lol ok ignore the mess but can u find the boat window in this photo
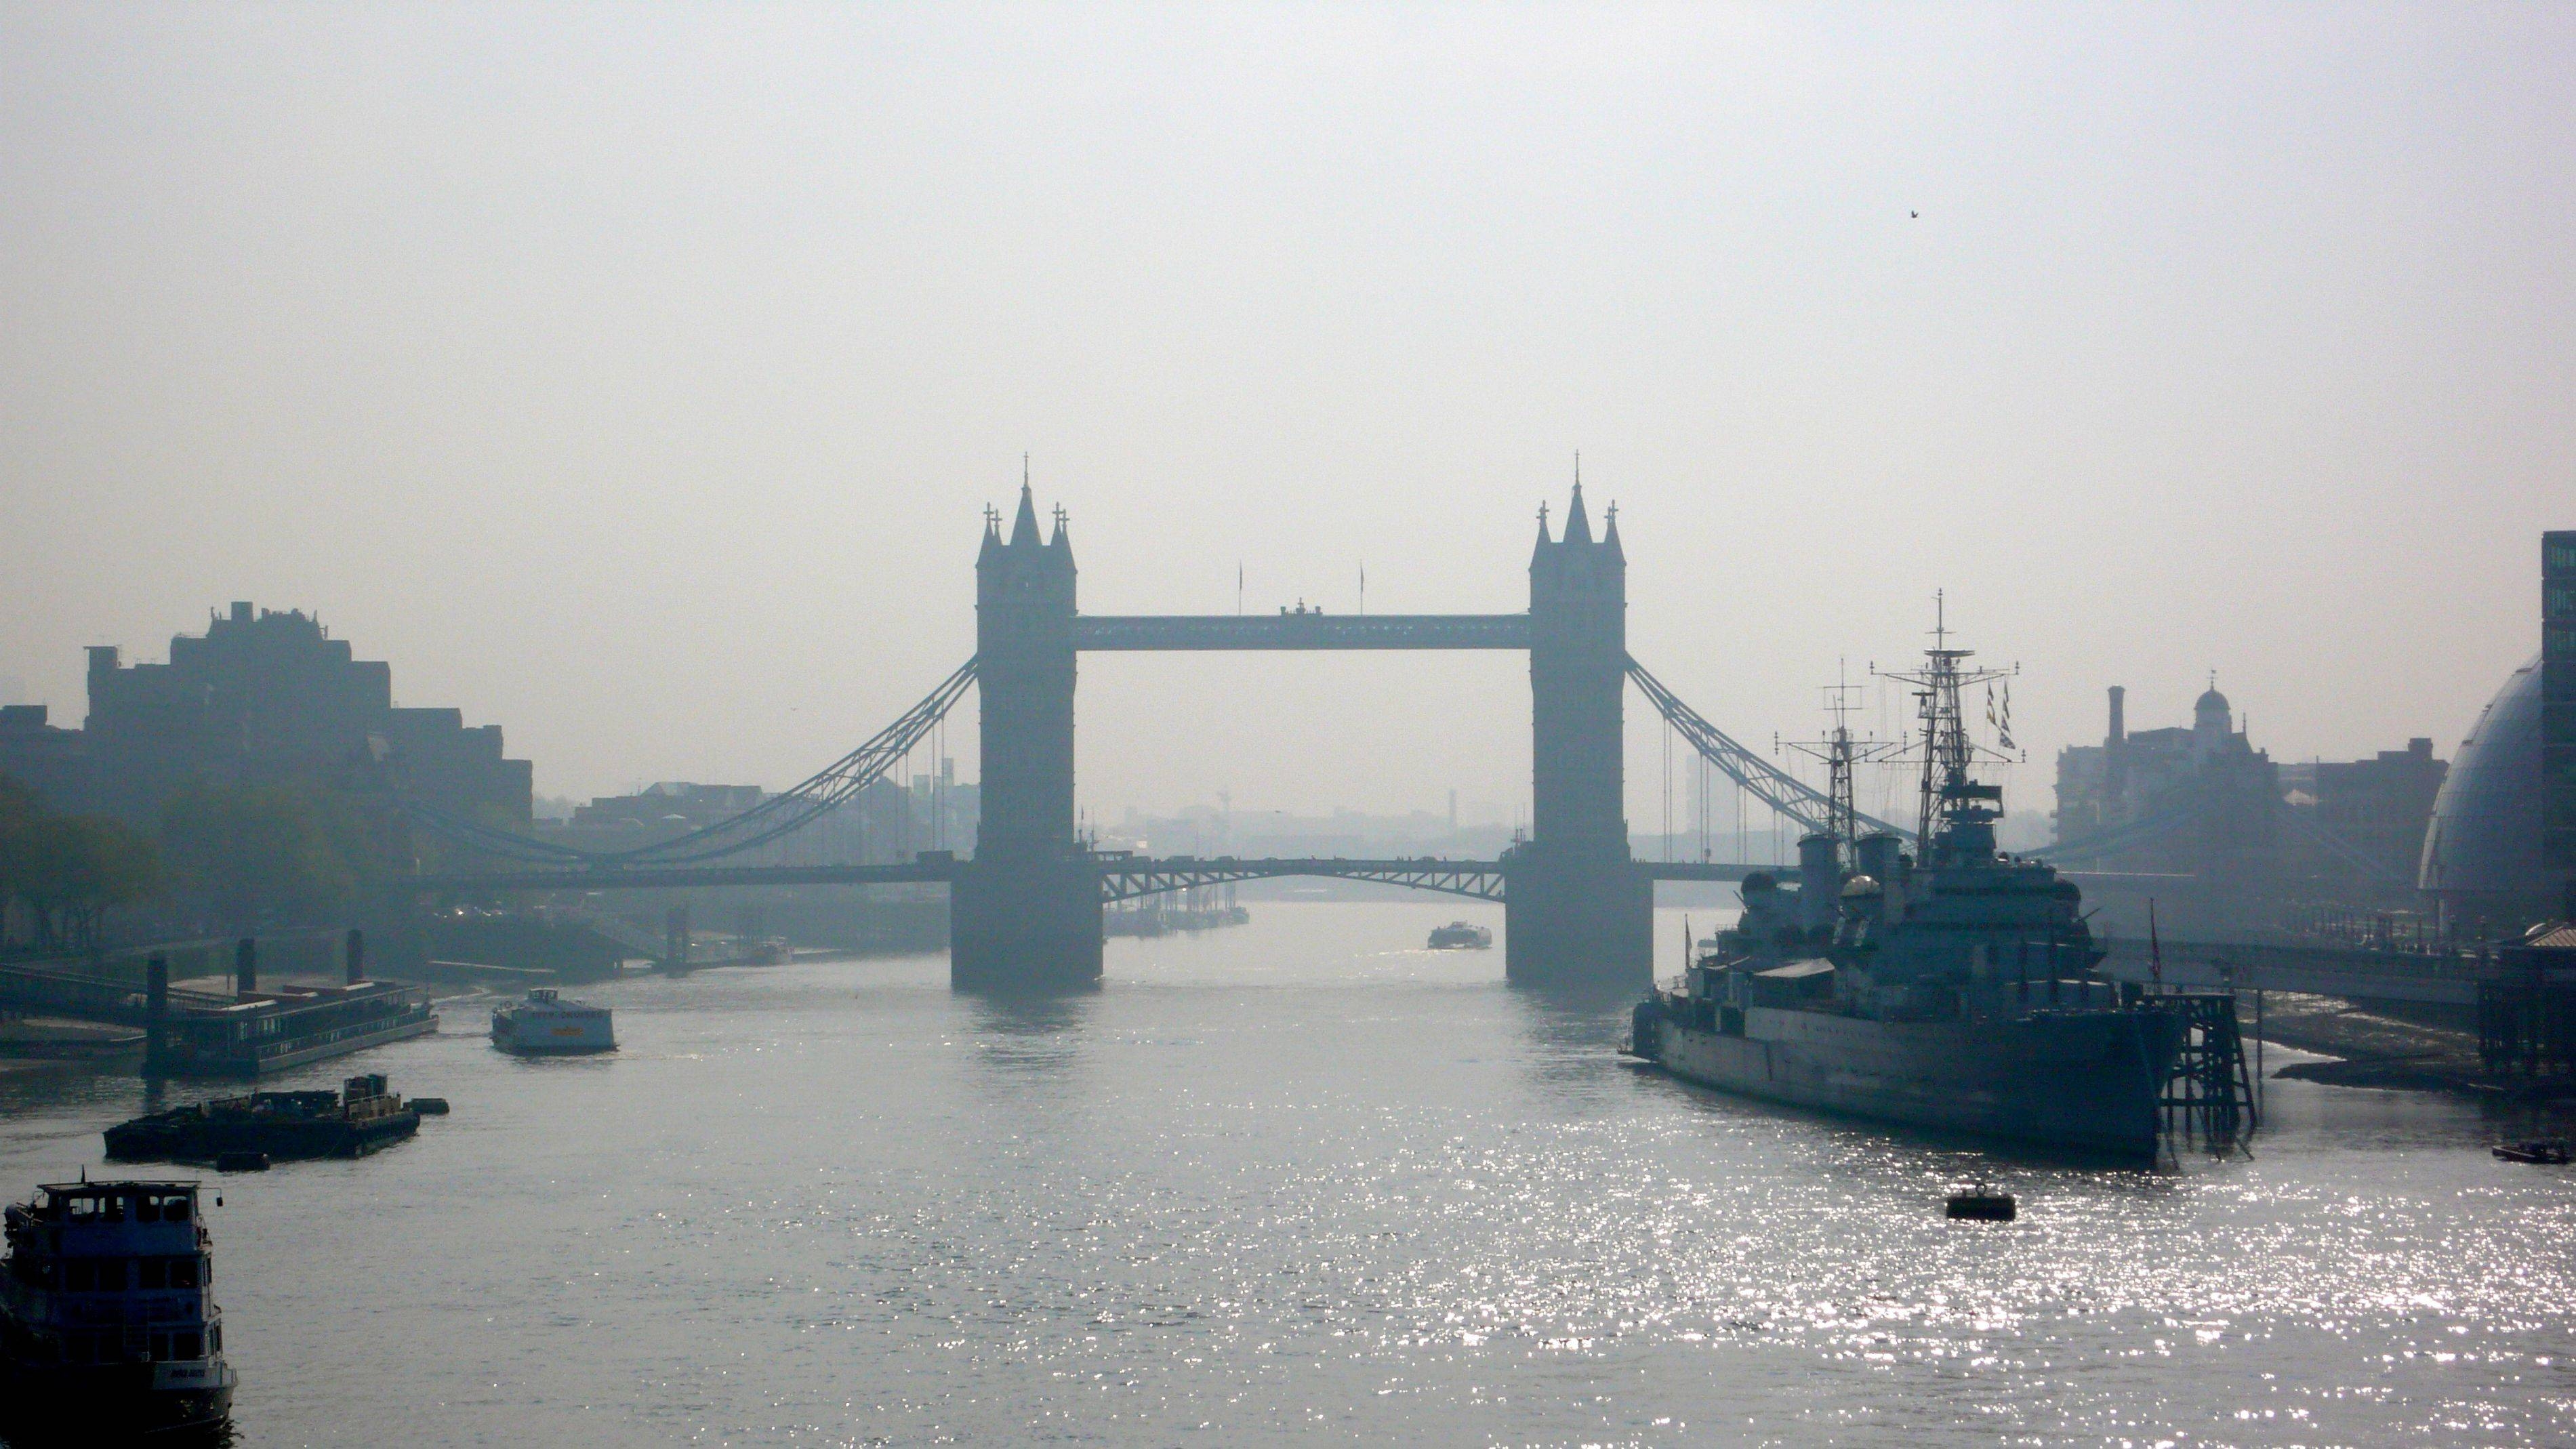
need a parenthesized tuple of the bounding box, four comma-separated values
(64, 1195, 100, 1221)
(209, 1325, 222, 1351)
(138, 1257, 168, 1289)
(162, 1194, 191, 1223)
(64, 1259, 94, 1292)
(170, 1255, 201, 1288)
(175, 1330, 203, 1361)
(150, 1332, 170, 1362)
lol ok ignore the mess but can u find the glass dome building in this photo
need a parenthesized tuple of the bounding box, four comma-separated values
(2418, 652, 2558, 930)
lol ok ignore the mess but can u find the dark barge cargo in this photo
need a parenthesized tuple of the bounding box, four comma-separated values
(106, 1074, 422, 1164)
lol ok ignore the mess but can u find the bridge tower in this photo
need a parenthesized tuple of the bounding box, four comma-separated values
(1508, 483, 1652, 986)
(952, 485, 1101, 987)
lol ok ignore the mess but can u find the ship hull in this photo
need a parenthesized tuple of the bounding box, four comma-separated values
(0, 1351, 235, 1440)
(104, 1107, 418, 1163)
(491, 1022, 616, 1055)
(1646, 1004, 2182, 1163)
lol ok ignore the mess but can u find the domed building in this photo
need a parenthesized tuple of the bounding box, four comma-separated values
(2192, 683, 2233, 752)
(2049, 678, 2283, 930)
(2419, 652, 2559, 931)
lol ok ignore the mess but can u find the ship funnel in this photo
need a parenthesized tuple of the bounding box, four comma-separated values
(1854, 832, 1906, 911)
(345, 928, 365, 987)
(1797, 834, 1843, 933)
(234, 937, 257, 996)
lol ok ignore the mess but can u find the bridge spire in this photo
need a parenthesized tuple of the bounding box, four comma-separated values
(1562, 480, 1592, 544)
(1010, 476, 1041, 547)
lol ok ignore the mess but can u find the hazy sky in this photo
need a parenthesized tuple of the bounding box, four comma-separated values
(4, 4, 2570, 834)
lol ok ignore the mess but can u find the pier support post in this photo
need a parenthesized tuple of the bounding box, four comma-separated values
(144, 954, 169, 1074)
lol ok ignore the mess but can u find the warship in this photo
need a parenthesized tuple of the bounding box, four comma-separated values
(1631, 620, 2245, 1163)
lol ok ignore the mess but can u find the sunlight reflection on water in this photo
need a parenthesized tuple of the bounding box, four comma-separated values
(2, 902, 2570, 1446)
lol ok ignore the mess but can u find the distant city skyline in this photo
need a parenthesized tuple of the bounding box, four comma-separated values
(4, 5, 2569, 820)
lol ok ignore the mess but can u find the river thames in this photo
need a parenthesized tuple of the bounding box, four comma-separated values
(3, 902, 2571, 1446)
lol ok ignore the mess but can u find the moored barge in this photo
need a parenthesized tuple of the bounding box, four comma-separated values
(106, 1073, 423, 1164)
(142, 937, 438, 1078)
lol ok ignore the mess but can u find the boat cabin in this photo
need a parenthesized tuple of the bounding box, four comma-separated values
(3, 1181, 222, 1366)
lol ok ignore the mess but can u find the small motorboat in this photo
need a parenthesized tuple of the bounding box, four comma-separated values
(1945, 1181, 2017, 1221)
(2491, 1139, 2570, 1165)
(1427, 921, 1493, 951)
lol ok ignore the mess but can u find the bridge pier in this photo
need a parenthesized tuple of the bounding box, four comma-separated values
(950, 855, 1103, 989)
(1503, 851, 1653, 987)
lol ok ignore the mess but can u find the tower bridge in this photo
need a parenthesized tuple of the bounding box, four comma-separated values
(959, 481, 1652, 988)
(404, 483, 1900, 991)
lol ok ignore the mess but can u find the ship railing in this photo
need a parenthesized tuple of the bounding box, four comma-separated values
(242, 1006, 433, 1060)
(54, 1291, 209, 1326)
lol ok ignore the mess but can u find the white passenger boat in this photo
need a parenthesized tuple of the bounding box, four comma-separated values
(491, 989, 616, 1055)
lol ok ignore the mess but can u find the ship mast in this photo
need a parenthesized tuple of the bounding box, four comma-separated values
(1875, 592, 2019, 851)
(1780, 660, 1885, 858)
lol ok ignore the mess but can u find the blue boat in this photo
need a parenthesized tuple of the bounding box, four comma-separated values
(0, 1178, 236, 1438)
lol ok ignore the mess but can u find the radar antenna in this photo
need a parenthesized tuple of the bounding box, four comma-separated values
(1873, 591, 2021, 852)
(1780, 659, 1898, 859)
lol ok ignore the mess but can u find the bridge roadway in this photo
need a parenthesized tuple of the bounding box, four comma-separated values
(1071, 614, 1530, 651)
(408, 855, 1763, 899)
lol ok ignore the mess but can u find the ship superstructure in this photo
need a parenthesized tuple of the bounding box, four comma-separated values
(1631, 615, 2252, 1162)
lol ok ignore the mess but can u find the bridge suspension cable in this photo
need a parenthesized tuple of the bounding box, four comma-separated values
(403, 657, 981, 870)
(1625, 657, 1915, 844)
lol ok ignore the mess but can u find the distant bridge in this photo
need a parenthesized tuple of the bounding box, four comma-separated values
(409, 855, 1767, 903)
